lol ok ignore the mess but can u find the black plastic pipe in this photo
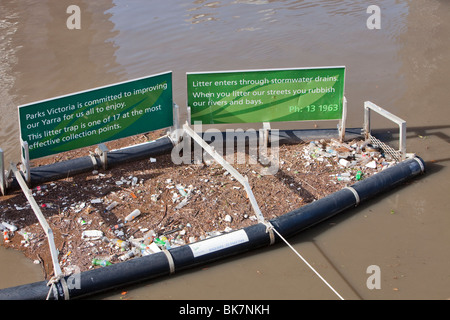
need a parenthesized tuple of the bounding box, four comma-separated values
(7, 136, 175, 190)
(0, 156, 425, 300)
(270, 156, 425, 239)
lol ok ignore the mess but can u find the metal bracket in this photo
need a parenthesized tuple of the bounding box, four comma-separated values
(168, 103, 182, 145)
(187, 106, 192, 126)
(259, 122, 271, 166)
(0, 148, 6, 195)
(262, 122, 270, 148)
(20, 139, 31, 184)
(95, 143, 109, 170)
(338, 96, 348, 142)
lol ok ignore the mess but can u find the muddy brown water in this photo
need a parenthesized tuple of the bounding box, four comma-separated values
(0, 0, 449, 300)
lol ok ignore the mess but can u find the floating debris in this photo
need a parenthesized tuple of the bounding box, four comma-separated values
(105, 201, 119, 211)
(124, 209, 141, 223)
(81, 230, 103, 240)
(0, 136, 399, 277)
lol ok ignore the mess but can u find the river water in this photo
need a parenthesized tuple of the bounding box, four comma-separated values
(0, 0, 449, 300)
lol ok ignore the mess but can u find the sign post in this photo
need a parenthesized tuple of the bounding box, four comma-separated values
(187, 66, 346, 125)
(0, 148, 5, 195)
(18, 71, 173, 160)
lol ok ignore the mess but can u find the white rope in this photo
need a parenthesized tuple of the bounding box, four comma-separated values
(344, 186, 360, 206)
(162, 249, 175, 274)
(46, 285, 54, 300)
(413, 156, 425, 173)
(261, 220, 275, 245)
(46, 275, 70, 300)
(265, 222, 345, 300)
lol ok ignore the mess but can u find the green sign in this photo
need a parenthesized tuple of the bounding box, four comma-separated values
(187, 66, 345, 125)
(18, 71, 173, 159)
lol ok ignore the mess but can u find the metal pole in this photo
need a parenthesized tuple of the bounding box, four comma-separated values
(0, 148, 5, 195)
(339, 96, 347, 142)
(10, 163, 63, 279)
(20, 140, 31, 184)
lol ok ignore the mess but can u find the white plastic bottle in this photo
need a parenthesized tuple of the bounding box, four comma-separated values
(2, 222, 17, 232)
(124, 209, 141, 223)
(105, 201, 119, 211)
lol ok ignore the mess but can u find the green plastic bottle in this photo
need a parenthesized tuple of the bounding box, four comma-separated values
(154, 237, 166, 246)
(92, 258, 112, 267)
(355, 170, 363, 181)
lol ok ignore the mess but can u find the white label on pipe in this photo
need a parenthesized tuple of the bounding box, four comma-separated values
(189, 229, 249, 258)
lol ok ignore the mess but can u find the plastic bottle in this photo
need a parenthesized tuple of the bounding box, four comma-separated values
(2, 222, 17, 232)
(109, 223, 124, 231)
(176, 184, 188, 197)
(61, 251, 71, 263)
(105, 201, 118, 212)
(355, 170, 363, 181)
(3, 231, 10, 243)
(131, 242, 149, 251)
(154, 236, 171, 249)
(124, 209, 141, 223)
(101, 236, 110, 244)
(92, 258, 112, 267)
(154, 236, 168, 247)
(81, 230, 103, 239)
(143, 229, 156, 245)
(119, 249, 137, 261)
(334, 172, 351, 181)
(110, 238, 129, 249)
(18, 230, 29, 242)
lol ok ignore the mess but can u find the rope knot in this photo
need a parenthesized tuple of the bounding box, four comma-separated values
(46, 274, 70, 300)
(46, 274, 63, 286)
(260, 220, 275, 245)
